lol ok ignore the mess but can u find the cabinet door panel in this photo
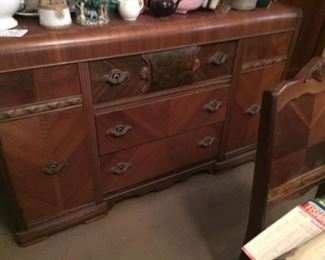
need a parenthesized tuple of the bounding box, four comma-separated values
(0, 108, 95, 223)
(225, 64, 285, 153)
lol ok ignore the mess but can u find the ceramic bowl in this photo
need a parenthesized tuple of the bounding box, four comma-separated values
(231, 0, 257, 10)
(0, 0, 20, 30)
(173, 0, 204, 14)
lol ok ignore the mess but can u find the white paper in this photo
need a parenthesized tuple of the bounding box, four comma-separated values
(0, 29, 28, 37)
(242, 200, 325, 260)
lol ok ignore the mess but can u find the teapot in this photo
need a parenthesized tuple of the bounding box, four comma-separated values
(149, 0, 174, 17)
(119, 0, 144, 21)
(149, 0, 184, 17)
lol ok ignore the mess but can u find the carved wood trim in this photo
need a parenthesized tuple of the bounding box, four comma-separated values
(0, 96, 83, 122)
(241, 55, 288, 71)
(268, 166, 325, 204)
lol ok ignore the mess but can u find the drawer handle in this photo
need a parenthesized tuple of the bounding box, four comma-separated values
(208, 52, 228, 66)
(198, 136, 216, 148)
(103, 69, 129, 85)
(106, 124, 132, 138)
(111, 162, 131, 176)
(245, 105, 261, 116)
(41, 162, 67, 176)
(203, 100, 223, 113)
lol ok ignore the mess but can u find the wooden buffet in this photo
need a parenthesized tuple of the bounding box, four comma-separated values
(0, 4, 301, 246)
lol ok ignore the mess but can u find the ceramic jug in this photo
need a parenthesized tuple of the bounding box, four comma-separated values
(119, 0, 144, 21)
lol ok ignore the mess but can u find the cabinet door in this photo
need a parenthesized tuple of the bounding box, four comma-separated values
(0, 108, 95, 224)
(225, 64, 285, 154)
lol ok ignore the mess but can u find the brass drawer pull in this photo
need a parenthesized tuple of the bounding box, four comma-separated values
(203, 100, 223, 113)
(245, 105, 261, 116)
(103, 69, 129, 85)
(111, 162, 131, 176)
(106, 124, 132, 138)
(208, 52, 228, 66)
(198, 136, 216, 148)
(41, 162, 67, 176)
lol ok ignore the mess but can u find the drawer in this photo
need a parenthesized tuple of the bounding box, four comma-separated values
(101, 124, 222, 193)
(90, 42, 235, 104)
(194, 41, 237, 82)
(0, 64, 81, 109)
(96, 86, 228, 155)
(241, 32, 293, 71)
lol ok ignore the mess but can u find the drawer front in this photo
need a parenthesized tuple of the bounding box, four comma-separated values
(0, 64, 81, 109)
(241, 32, 293, 71)
(101, 124, 222, 193)
(225, 64, 285, 153)
(90, 56, 148, 104)
(194, 41, 236, 82)
(96, 87, 228, 155)
(90, 42, 235, 104)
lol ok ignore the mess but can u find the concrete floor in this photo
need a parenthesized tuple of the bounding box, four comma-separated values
(0, 163, 254, 260)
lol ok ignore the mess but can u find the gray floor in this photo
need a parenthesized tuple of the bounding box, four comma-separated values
(0, 163, 254, 260)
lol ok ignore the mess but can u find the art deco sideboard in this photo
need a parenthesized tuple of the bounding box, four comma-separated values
(0, 4, 301, 245)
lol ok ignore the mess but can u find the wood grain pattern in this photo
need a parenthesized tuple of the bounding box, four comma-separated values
(96, 86, 228, 155)
(195, 41, 237, 82)
(243, 56, 325, 244)
(89, 55, 149, 103)
(225, 64, 285, 153)
(0, 64, 81, 108)
(90, 43, 236, 104)
(100, 124, 222, 193)
(0, 4, 301, 246)
(0, 108, 95, 224)
(241, 32, 293, 64)
(0, 4, 300, 72)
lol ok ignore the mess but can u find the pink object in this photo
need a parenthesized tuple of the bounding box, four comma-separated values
(173, 0, 204, 14)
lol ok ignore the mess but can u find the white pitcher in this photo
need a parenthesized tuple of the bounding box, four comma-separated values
(119, 0, 144, 21)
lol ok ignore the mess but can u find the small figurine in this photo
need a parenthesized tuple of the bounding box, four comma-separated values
(74, 0, 109, 26)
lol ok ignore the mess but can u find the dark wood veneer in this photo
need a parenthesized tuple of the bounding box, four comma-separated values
(0, 64, 81, 109)
(0, 108, 95, 224)
(101, 124, 222, 193)
(96, 86, 228, 155)
(0, 5, 300, 73)
(243, 56, 325, 245)
(0, 4, 301, 246)
(225, 64, 286, 153)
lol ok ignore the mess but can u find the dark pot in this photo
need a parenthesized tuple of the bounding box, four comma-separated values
(149, 0, 175, 17)
(256, 0, 271, 7)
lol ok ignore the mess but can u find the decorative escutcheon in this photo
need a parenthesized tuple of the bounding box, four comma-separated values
(41, 162, 67, 176)
(203, 100, 223, 113)
(208, 52, 228, 66)
(103, 69, 129, 85)
(198, 136, 216, 148)
(106, 124, 132, 138)
(111, 162, 131, 176)
(245, 105, 261, 116)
